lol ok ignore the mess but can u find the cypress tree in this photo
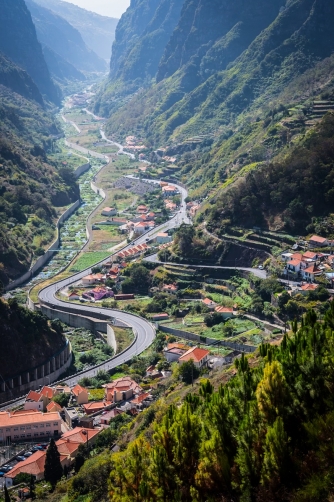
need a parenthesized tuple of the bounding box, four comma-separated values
(4, 485, 10, 502)
(44, 438, 63, 489)
(30, 474, 35, 500)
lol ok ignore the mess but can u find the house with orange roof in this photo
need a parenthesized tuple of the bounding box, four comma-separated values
(303, 251, 318, 261)
(56, 438, 82, 460)
(131, 392, 151, 408)
(309, 235, 328, 247)
(164, 200, 177, 211)
(156, 232, 172, 244)
(301, 263, 322, 282)
(104, 376, 142, 402)
(61, 427, 100, 446)
(101, 207, 117, 217)
(163, 344, 189, 363)
(162, 185, 178, 196)
(214, 306, 235, 319)
(286, 259, 302, 273)
(99, 408, 124, 426)
(82, 274, 104, 286)
(202, 298, 217, 310)
(83, 401, 112, 415)
(162, 283, 178, 294)
(71, 385, 89, 405)
(178, 347, 210, 368)
(300, 283, 319, 294)
(46, 401, 62, 413)
(137, 205, 148, 213)
(4, 449, 69, 486)
(24, 391, 44, 412)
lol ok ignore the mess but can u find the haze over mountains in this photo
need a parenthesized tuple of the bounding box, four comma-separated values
(32, 0, 119, 60)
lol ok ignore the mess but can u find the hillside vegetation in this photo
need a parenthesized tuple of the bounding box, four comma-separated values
(41, 304, 334, 502)
(0, 83, 79, 285)
(204, 113, 334, 234)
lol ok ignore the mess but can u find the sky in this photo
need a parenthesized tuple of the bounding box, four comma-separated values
(65, 0, 130, 18)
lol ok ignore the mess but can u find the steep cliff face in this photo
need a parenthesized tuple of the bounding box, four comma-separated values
(32, 0, 119, 60)
(0, 51, 44, 105)
(113, 0, 183, 83)
(104, 0, 334, 145)
(93, 0, 183, 116)
(41, 44, 86, 84)
(25, 0, 106, 74)
(0, 0, 60, 104)
(157, 0, 284, 83)
(109, 0, 161, 79)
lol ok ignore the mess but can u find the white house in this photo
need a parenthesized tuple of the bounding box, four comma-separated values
(156, 232, 172, 244)
(101, 207, 117, 217)
(309, 235, 328, 247)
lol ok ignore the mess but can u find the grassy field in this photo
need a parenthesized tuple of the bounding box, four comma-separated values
(69, 251, 111, 272)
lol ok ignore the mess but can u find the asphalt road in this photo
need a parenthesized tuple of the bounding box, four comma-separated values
(36, 178, 191, 387)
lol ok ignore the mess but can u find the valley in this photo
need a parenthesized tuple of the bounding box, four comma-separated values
(2, 0, 334, 501)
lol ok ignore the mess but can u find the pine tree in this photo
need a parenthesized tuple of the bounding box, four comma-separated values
(44, 438, 63, 489)
(4, 485, 10, 502)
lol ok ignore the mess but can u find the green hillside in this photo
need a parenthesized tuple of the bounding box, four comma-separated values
(0, 83, 78, 285)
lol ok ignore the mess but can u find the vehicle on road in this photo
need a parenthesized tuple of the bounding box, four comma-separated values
(258, 265, 264, 270)
(16, 456, 25, 462)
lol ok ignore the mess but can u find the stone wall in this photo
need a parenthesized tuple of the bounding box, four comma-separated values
(74, 162, 90, 178)
(0, 341, 72, 404)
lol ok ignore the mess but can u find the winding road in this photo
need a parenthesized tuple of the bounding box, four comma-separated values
(34, 176, 191, 389)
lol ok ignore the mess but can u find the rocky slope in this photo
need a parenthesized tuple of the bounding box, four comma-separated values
(0, 0, 60, 104)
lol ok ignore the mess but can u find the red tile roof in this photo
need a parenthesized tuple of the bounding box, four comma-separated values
(72, 385, 87, 397)
(179, 347, 210, 363)
(0, 411, 60, 426)
(301, 283, 319, 291)
(40, 386, 53, 399)
(202, 298, 216, 305)
(288, 260, 302, 266)
(309, 235, 327, 243)
(5, 450, 67, 479)
(105, 376, 142, 395)
(303, 251, 318, 259)
(26, 390, 42, 402)
(215, 306, 233, 313)
(83, 401, 112, 413)
(132, 393, 150, 405)
(46, 402, 62, 412)
(61, 427, 100, 444)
